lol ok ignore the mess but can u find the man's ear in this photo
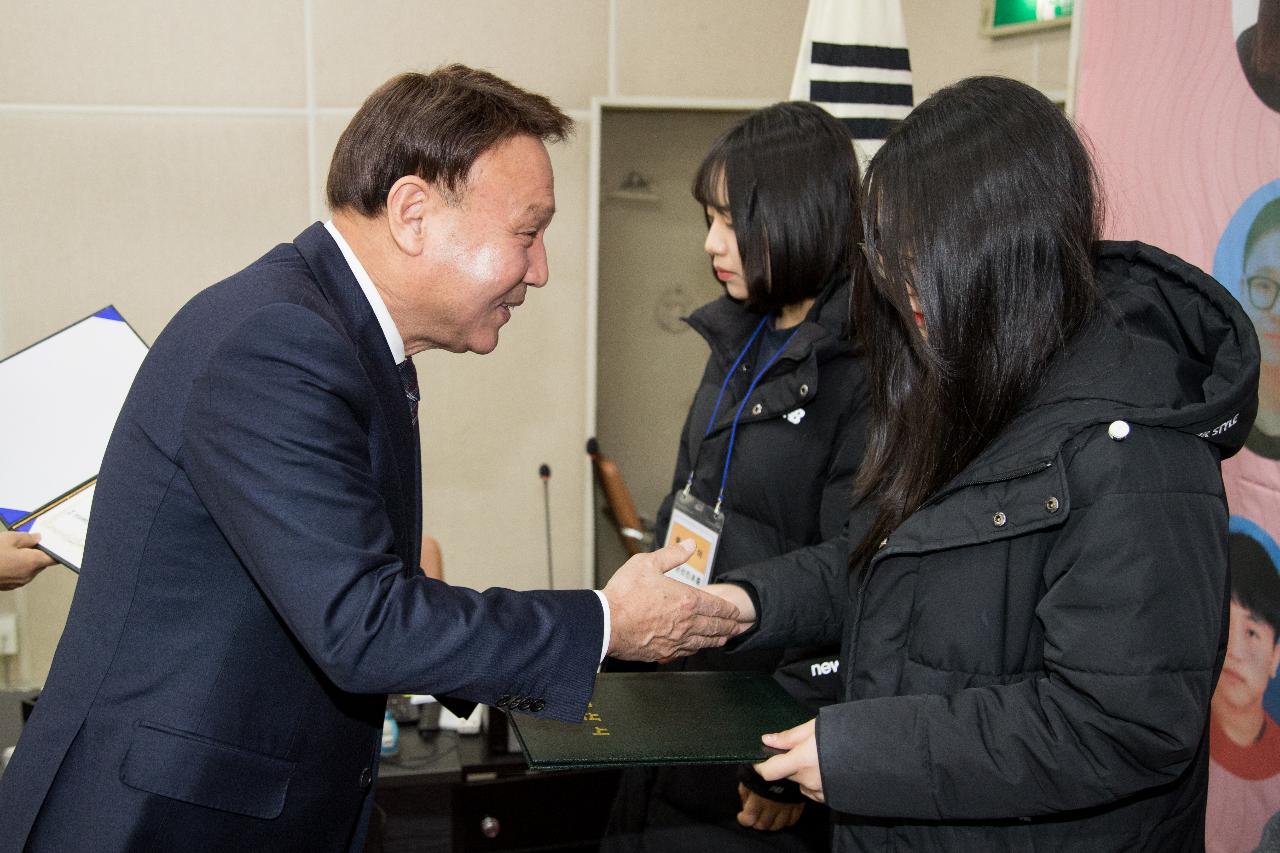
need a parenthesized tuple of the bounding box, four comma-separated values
(1270, 640, 1280, 680)
(385, 176, 436, 256)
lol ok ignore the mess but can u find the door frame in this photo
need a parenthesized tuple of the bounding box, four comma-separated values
(582, 96, 770, 587)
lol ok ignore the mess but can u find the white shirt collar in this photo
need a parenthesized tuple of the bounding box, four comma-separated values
(323, 219, 406, 364)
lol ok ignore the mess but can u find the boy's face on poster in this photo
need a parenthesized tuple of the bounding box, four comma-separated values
(1220, 599, 1280, 711)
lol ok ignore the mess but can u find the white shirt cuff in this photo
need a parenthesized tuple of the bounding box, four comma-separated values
(593, 589, 610, 664)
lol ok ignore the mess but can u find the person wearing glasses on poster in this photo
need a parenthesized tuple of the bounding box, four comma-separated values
(1240, 197, 1280, 459)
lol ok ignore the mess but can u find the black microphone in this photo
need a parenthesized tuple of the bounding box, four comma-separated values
(539, 464, 553, 589)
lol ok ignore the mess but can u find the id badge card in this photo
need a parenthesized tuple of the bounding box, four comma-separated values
(663, 489, 724, 587)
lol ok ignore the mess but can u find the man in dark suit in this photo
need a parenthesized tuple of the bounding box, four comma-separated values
(0, 65, 745, 853)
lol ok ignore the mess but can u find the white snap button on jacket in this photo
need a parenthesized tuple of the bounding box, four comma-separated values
(1108, 420, 1130, 441)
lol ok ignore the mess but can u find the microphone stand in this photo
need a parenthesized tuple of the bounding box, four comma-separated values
(539, 464, 553, 589)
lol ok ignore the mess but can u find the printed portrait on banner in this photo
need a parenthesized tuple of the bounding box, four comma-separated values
(1209, 517, 1280, 853)
(1212, 184, 1280, 853)
(1220, 182, 1280, 539)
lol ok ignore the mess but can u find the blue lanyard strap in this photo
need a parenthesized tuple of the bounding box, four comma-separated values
(703, 315, 770, 438)
(685, 315, 802, 514)
(714, 326, 802, 510)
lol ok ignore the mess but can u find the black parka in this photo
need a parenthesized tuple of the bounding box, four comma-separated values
(725, 242, 1261, 852)
(656, 276, 868, 698)
(608, 278, 868, 852)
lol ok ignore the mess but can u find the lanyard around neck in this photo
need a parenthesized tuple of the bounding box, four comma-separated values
(686, 314, 802, 514)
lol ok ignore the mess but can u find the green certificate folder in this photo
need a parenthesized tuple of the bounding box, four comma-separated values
(508, 671, 813, 770)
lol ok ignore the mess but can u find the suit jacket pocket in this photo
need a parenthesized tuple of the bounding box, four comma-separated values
(119, 720, 296, 819)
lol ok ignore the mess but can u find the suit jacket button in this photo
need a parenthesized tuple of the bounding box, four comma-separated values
(517, 697, 533, 711)
(530, 699, 545, 712)
(496, 694, 512, 708)
(359, 767, 373, 789)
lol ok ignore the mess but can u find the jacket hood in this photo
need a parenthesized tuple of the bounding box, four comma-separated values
(969, 240, 1260, 477)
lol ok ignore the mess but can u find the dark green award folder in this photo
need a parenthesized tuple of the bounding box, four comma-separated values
(507, 671, 812, 770)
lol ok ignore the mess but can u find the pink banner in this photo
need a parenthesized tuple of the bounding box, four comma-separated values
(1076, 2, 1280, 850)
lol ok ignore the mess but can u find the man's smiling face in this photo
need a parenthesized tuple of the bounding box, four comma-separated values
(407, 133, 556, 355)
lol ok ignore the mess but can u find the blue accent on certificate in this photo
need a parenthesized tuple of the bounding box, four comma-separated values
(94, 306, 125, 322)
(0, 507, 32, 527)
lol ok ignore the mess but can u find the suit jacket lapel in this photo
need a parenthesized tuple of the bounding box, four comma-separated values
(292, 222, 422, 569)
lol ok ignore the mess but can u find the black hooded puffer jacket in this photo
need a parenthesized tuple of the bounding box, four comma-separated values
(725, 241, 1261, 852)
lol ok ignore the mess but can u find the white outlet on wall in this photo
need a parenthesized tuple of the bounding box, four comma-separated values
(0, 613, 17, 656)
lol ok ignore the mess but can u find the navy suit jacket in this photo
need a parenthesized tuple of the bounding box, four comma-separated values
(0, 223, 602, 853)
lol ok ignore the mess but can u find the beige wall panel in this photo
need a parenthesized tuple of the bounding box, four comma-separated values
(615, 0, 807, 99)
(0, 114, 308, 681)
(1034, 28, 1073, 93)
(0, 1, 305, 106)
(0, 586, 13, 687)
(901, 1, 1070, 100)
(0, 115, 309, 349)
(5, 569, 78, 689)
(416, 131, 592, 593)
(311, 0, 608, 110)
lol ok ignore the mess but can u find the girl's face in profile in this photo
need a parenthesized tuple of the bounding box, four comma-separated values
(704, 203, 748, 301)
(865, 240, 926, 338)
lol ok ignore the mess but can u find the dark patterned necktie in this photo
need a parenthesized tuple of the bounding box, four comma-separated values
(397, 359, 420, 428)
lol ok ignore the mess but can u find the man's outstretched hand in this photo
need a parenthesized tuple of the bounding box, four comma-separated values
(603, 540, 753, 661)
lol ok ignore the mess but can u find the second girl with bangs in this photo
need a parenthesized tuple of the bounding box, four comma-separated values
(605, 101, 870, 853)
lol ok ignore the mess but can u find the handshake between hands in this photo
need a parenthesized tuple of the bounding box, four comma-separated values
(601, 539, 757, 662)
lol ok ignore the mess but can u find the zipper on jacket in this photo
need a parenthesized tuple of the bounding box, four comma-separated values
(844, 558, 878, 690)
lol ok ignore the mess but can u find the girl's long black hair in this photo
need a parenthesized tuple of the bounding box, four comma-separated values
(850, 76, 1104, 568)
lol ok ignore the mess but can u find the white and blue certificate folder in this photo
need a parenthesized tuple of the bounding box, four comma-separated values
(0, 307, 148, 571)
